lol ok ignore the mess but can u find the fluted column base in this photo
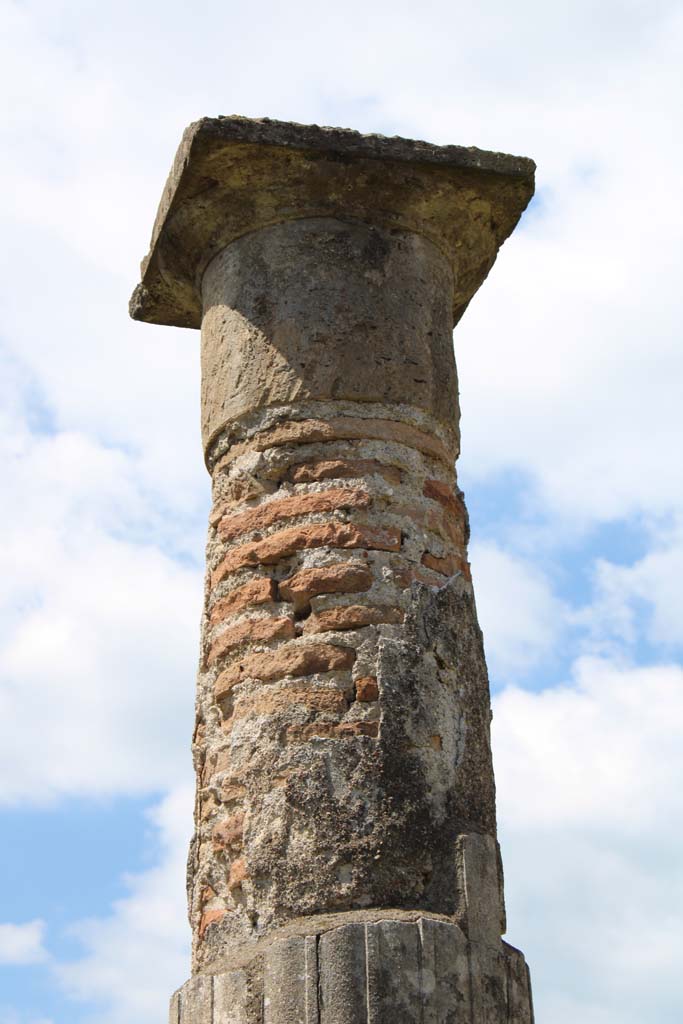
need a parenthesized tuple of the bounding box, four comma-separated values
(170, 915, 533, 1023)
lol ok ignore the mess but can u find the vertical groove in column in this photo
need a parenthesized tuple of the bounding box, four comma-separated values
(364, 923, 371, 1024)
(417, 919, 432, 1024)
(416, 920, 424, 1024)
(316, 933, 322, 1024)
(171, 918, 533, 1022)
(305, 934, 320, 1024)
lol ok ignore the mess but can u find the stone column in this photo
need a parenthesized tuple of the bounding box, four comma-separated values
(131, 117, 536, 1024)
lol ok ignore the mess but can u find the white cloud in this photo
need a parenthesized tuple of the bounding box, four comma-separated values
(0, 415, 203, 805)
(494, 657, 683, 1023)
(585, 518, 683, 652)
(469, 540, 569, 681)
(0, 1015, 54, 1024)
(0, 920, 48, 966)
(0, 530, 199, 803)
(55, 784, 193, 1024)
(495, 656, 683, 829)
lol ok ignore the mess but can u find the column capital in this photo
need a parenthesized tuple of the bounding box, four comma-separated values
(129, 115, 534, 330)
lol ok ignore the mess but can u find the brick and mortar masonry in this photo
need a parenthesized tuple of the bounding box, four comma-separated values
(190, 391, 496, 972)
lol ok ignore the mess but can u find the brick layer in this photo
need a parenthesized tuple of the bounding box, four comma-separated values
(192, 409, 474, 970)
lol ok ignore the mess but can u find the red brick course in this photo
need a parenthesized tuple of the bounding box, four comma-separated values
(390, 500, 464, 547)
(207, 615, 296, 667)
(212, 523, 401, 587)
(209, 577, 276, 625)
(214, 643, 356, 701)
(422, 478, 461, 515)
(279, 562, 373, 609)
(217, 487, 371, 541)
(288, 458, 402, 486)
(303, 605, 403, 634)
(421, 551, 470, 579)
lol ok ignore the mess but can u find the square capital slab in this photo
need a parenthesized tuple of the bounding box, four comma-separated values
(130, 115, 535, 330)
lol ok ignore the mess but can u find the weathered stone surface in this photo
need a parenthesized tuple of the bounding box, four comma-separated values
(468, 944, 509, 1024)
(318, 923, 367, 1023)
(457, 832, 506, 945)
(171, 916, 533, 1022)
(393, 563, 451, 589)
(169, 989, 181, 1024)
(366, 920, 423, 1018)
(213, 970, 251, 1024)
(132, 115, 535, 1022)
(232, 686, 348, 722)
(419, 917, 471, 1023)
(504, 942, 535, 1024)
(263, 935, 319, 1024)
(200, 221, 458, 450)
(212, 812, 244, 850)
(285, 719, 379, 743)
(228, 857, 248, 892)
(196, 575, 502, 980)
(130, 115, 534, 333)
(179, 975, 212, 1022)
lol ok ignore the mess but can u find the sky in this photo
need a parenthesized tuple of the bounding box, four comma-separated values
(0, 0, 682, 1021)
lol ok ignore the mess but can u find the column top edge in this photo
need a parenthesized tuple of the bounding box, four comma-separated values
(130, 115, 536, 329)
(180, 116, 535, 178)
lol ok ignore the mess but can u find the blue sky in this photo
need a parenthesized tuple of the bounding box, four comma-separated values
(1, 1, 682, 1021)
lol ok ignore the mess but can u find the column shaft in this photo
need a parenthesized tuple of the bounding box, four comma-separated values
(189, 219, 498, 974)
